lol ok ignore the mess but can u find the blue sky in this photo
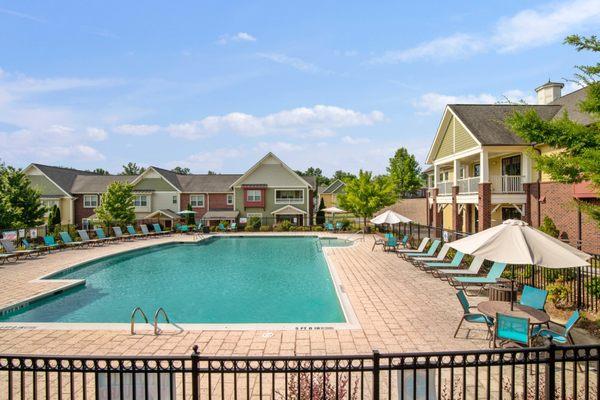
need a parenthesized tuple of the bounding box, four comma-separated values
(0, 0, 598, 175)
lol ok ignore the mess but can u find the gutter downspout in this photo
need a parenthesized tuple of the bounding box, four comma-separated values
(531, 143, 542, 226)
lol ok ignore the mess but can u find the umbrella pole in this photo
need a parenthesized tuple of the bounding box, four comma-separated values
(510, 279, 514, 311)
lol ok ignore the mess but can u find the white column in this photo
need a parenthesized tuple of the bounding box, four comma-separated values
(479, 150, 489, 183)
(522, 152, 532, 183)
(433, 164, 440, 187)
(453, 159, 460, 186)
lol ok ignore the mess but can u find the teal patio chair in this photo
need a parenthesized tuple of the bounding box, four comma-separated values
(411, 244, 450, 266)
(113, 226, 133, 241)
(324, 222, 334, 232)
(0, 239, 36, 259)
(520, 285, 548, 311)
(402, 239, 441, 260)
(140, 224, 157, 237)
(43, 235, 62, 251)
(454, 290, 493, 339)
(335, 222, 344, 231)
(383, 236, 398, 251)
(77, 230, 104, 246)
(229, 222, 237, 231)
(396, 237, 429, 257)
(533, 310, 580, 345)
(432, 256, 483, 279)
(218, 223, 226, 232)
(59, 232, 84, 248)
(95, 228, 117, 243)
(450, 262, 507, 295)
(22, 238, 48, 255)
(126, 225, 145, 239)
(152, 223, 170, 236)
(494, 313, 531, 347)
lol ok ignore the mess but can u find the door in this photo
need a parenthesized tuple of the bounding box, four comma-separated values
(501, 155, 521, 192)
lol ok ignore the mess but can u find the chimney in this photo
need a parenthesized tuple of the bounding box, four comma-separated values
(535, 81, 564, 105)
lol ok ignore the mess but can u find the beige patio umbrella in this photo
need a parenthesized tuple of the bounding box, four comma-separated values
(370, 210, 412, 225)
(447, 219, 591, 269)
(322, 206, 347, 226)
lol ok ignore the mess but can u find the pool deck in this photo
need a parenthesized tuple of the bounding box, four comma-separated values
(0, 232, 492, 357)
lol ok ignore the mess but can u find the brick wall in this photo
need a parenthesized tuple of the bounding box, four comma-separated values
(381, 198, 428, 225)
(478, 183, 491, 231)
(74, 195, 98, 227)
(180, 193, 207, 219)
(209, 193, 234, 210)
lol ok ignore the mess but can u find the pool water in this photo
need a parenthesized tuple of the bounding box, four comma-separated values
(0, 237, 346, 324)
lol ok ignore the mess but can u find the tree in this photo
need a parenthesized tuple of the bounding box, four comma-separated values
(296, 167, 330, 188)
(207, 170, 217, 175)
(316, 197, 326, 225)
(387, 147, 423, 197)
(47, 204, 61, 230)
(0, 165, 46, 228)
(185, 203, 195, 225)
(331, 170, 356, 183)
(506, 34, 600, 226)
(337, 170, 397, 228)
(121, 162, 145, 175)
(92, 168, 110, 175)
(172, 166, 191, 175)
(94, 181, 136, 226)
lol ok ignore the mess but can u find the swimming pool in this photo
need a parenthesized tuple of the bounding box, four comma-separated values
(0, 236, 348, 324)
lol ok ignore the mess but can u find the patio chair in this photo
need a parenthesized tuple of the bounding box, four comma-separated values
(0, 252, 18, 264)
(95, 228, 118, 243)
(218, 223, 226, 232)
(494, 313, 531, 348)
(520, 285, 548, 311)
(533, 310, 580, 345)
(410, 243, 450, 267)
(140, 224, 158, 237)
(127, 225, 145, 239)
(229, 222, 237, 231)
(22, 238, 50, 255)
(113, 226, 133, 241)
(335, 222, 344, 231)
(59, 231, 84, 248)
(43, 235, 62, 251)
(383, 236, 399, 251)
(0, 239, 36, 259)
(454, 290, 493, 339)
(372, 233, 400, 251)
(152, 223, 171, 236)
(419, 251, 465, 272)
(402, 239, 441, 260)
(449, 262, 508, 296)
(431, 256, 483, 278)
(324, 222, 335, 232)
(77, 230, 104, 246)
(395, 238, 429, 257)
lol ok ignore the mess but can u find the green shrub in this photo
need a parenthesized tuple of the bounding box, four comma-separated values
(544, 268, 576, 283)
(247, 216, 261, 231)
(539, 216, 560, 238)
(587, 277, 600, 297)
(259, 225, 272, 232)
(547, 279, 570, 308)
(244, 225, 254, 232)
(312, 226, 324, 232)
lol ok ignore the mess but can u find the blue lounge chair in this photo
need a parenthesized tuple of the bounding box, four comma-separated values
(77, 230, 104, 246)
(450, 262, 508, 295)
(95, 228, 117, 243)
(0, 239, 36, 258)
(396, 238, 429, 257)
(533, 310, 580, 345)
(43, 235, 62, 251)
(411, 244, 450, 266)
(59, 232, 84, 248)
(494, 313, 531, 348)
(403, 239, 441, 260)
(22, 238, 48, 255)
(432, 256, 483, 278)
(140, 224, 157, 237)
(324, 222, 334, 232)
(420, 251, 465, 271)
(454, 290, 493, 339)
(113, 226, 133, 241)
(520, 285, 548, 311)
(152, 223, 170, 236)
(126, 225, 145, 239)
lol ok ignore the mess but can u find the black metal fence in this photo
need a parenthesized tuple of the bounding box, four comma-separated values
(0, 343, 598, 399)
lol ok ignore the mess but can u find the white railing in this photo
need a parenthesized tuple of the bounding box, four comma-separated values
(491, 175, 524, 193)
(436, 181, 452, 195)
(457, 177, 480, 194)
(275, 198, 304, 204)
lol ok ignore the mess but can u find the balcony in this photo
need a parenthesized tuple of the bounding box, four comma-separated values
(436, 181, 452, 195)
(491, 175, 524, 193)
(458, 177, 479, 194)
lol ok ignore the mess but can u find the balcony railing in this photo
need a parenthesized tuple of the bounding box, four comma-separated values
(436, 181, 452, 195)
(457, 176, 479, 194)
(491, 175, 524, 193)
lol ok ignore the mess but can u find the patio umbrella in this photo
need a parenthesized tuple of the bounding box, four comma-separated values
(370, 210, 412, 225)
(177, 210, 197, 215)
(322, 206, 347, 226)
(447, 219, 591, 310)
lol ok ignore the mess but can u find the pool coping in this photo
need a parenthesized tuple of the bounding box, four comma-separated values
(0, 234, 362, 331)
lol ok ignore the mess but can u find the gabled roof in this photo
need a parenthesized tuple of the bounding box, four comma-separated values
(71, 175, 135, 193)
(271, 205, 307, 215)
(177, 174, 241, 193)
(548, 86, 594, 125)
(144, 209, 181, 220)
(29, 164, 97, 196)
(322, 179, 345, 194)
(130, 166, 182, 192)
(230, 152, 314, 189)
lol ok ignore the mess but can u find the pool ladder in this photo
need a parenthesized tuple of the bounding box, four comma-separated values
(130, 306, 172, 335)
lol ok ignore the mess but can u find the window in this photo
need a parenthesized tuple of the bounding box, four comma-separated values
(83, 195, 98, 208)
(134, 195, 148, 207)
(172, 195, 177, 204)
(275, 189, 304, 204)
(439, 171, 449, 182)
(473, 164, 480, 177)
(190, 195, 205, 207)
(246, 190, 261, 202)
(226, 194, 234, 205)
(502, 155, 521, 176)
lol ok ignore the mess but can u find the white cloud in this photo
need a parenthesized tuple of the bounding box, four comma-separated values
(165, 105, 385, 140)
(217, 32, 257, 45)
(341, 136, 370, 145)
(0, 7, 45, 23)
(371, 33, 485, 63)
(492, 0, 600, 52)
(87, 127, 108, 141)
(413, 92, 497, 115)
(114, 124, 161, 136)
(257, 53, 325, 74)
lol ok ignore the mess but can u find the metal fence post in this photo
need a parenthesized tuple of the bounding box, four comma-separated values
(191, 345, 200, 400)
(372, 349, 380, 400)
(545, 342, 556, 400)
(577, 267, 583, 309)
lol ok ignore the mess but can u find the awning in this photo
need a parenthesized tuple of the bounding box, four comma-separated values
(144, 209, 182, 220)
(271, 205, 307, 215)
(202, 210, 240, 220)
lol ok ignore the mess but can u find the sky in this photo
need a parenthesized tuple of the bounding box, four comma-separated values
(0, 0, 599, 175)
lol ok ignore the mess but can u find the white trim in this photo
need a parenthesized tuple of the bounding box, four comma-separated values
(271, 205, 307, 215)
(230, 152, 313, 189)
(425, 107, 482, 164)
(226, 193, 234, 205)
(246, 189, 262, 202)
(274, 188, 305, 205)
(82, 194, 99, 208)
(189, 194, 205, 208)
(129, 167, 181, 192)
(22, 164, 74, 199)
(433, 147, 482, 166)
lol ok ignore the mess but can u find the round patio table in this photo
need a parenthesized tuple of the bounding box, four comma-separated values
(477, 301, 550, 325)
